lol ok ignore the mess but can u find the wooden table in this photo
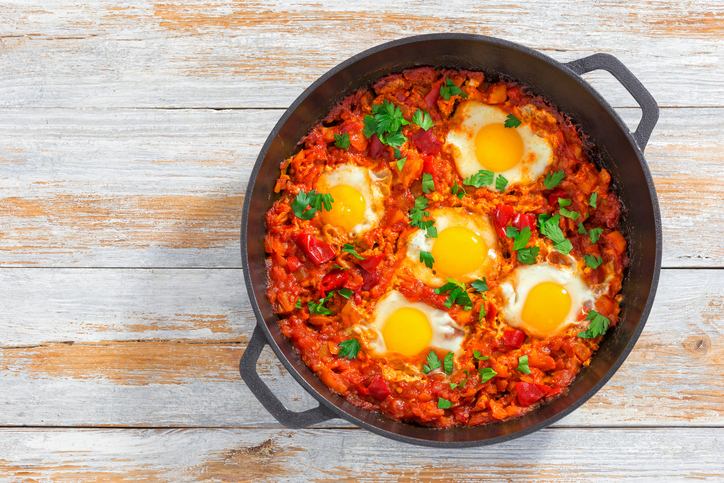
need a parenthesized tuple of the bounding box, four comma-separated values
(1, 1, 723, 480)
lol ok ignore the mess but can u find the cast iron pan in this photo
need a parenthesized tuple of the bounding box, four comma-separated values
(239, 34, 662, 447)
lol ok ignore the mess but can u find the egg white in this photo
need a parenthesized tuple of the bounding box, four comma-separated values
(404, 207, 501, 286)
(499, 262, 597, 339)
(315, 163, 390, 236)
(445, 101, 555, 187)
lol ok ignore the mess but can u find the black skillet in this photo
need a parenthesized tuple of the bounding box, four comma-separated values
(239, 34, 661, 447)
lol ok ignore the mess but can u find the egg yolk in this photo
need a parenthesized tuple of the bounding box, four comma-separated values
(431, 226, 488, 279)
(382, 307, 432, 356)
(521, 282, 572, 335)
(474, 123, 524, 173)
(321, 184, 366, 231)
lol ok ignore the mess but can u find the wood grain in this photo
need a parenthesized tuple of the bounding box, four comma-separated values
(1, 268, 722, 427)
(1, 427, 723, 481)
(1, 108, 722, 268)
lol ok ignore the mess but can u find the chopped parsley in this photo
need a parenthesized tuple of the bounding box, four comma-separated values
(439, 78, 468, 100)
(434, 278, 472, 310)
(589, 227, 603, 244)
(584, 254, 603, 269)
(337, 338, 361, 359)
(558, 198, 572, 207)
(438, 397, 453, 409)
(471, 278, 488, 293)
(295, 298, 302, 309)
(578, 222, 587, 235)
(507, 226, 538, 264)
(560, 207, 580, 220)
(443, 351, 454, 375)
(473, 351, 490, 361)
(577, 310, 611, 339)
(337, 288, 354, 299)
(451, 180, 466, 200)
(412, 109, 434, 131)
(331, 264, 346, 271)
(539, 213, 573, 255)
(410, 196, 436, 238)
(396, 157, 407, 171)
(517, 247, 540, 265)
(291, 190, 334, 220)
(363, 100, 410, 149)
(543, 170, 565, 190)
(422, 173, 436, 193)
(463, 169, 495, 188)
(423, 350, 441, 374)
(420, 251, 435, 269)
(495, 174, 508, 192)
(478, 367, 497, 383)
(504, 114, 522, 128)
(590, 191, 598, 208)
(516, 355, 531, 374)
(450, 370, 470, 390)
(342, 244, 366, 260)
(334, 132, 350, 150)
(308, 291, 336, 315)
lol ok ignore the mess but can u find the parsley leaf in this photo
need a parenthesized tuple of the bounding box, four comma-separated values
(495, 174, 508, 192)
(558, 198, 572, 207)
(363, 100, 410, 149)
(590, 191, 598, 208)
(543, 170, 565, 190)
(291, 190, 334, 220)
(473, 351, 490, 361)
(409, 196, 430, 227)
(423, 350, 441, 374)
(513, 226, 531, 251)
(516, 355, 531, 374)
(337, 338, 361, 359)
(420, 251, 434, 269)
(478, 367, 497, 383)
(438, 397, 453, 409)
(589, 227, 603, 244)
(578, 222, 587, 235)
(451, 180, 466, 200)
(449, 370, 470, 390)
(506, 226, 520, 239)
(295, 298, 302, 309)
(308, 291, 335, 315)
(331, 264, 346, 271)
(471, 278, 488, 293)
(396, 157, 406, 171)
(342, 244, 366, 260)
(517, 246, 540, 264)
(478, 301, 487, 323)
(334, 132, 350, 150)
(539, 213, 572, 255)
(584, 254, 603, 269)
(412, 109, 434, 131)
(439, 78, 468, 100)
(426, 225, 438, 239)
(560, 207, 579, 220)
(463, 169, 495, 188)
(443, 352, 454, 375)
(504, 114, 522, 128)
(337, 288, 354, 299)
(422, 173, 436, 193)
(434, 278, 472, 310)
(577, 310, 611, 338)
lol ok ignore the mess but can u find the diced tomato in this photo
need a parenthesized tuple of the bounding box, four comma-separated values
(359, 254, 383, 273)
(547, 188, 566, 205)
(516, 382, 551, 407)
(412, 129, 442, 156)
(292, 233, 336, 265)
(485, 301, 497, 324)
(286, 255, 302, 272)
(361, 269, 381, 291)
(424, 81, 441, 108)
(503, 329, 526, 349)
(512, 213, 536, 233)
(368, 134, 384, 158)
(492, 204, 515, 238)
(319, 269, 349, 293)
(366, 374, 391, 400)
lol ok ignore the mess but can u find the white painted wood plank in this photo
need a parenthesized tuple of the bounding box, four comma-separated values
(0, 1, 723, 108)
(0, 108, 721, 267)
(0, 268, 722, 427)
(0, 427, 722, 481)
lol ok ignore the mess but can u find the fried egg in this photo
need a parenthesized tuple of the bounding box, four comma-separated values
(315, 164, 390, 235)
(363, 290, 466, 360)
(499, 262, 598, 339)
(405, 207, 501, 286)
(446, 101, 555, 187)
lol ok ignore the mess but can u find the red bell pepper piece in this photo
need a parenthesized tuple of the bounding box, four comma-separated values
(368, 134, 384, 158)
(366, 374, 391, 400)
(361, 269, 381, 291)
(424, 81, 441, 108)
(286, 255, 302, 272)
(412, 129, 442, 156)
(292, 233, 336, 265)
(503, 329, 526, 349)
(358, 254, 383, 273)
(516, 382, 551, 407)
(547, 188, 566, 206)
(485, 301, 498, 324)
(512, 213, 536, 233)
(492, 204, 515, 238)
(319, 269, 349, 293)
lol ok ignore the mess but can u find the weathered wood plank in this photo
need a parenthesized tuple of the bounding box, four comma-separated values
(0, 268, 722, 427)
(0, 1, 723, 108)
(1, 427, 723, 481)
(0, 107, 721, 267)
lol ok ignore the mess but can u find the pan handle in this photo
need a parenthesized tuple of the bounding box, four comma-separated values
(565, 53, 659, 149)
(239, 325, 336, 428)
